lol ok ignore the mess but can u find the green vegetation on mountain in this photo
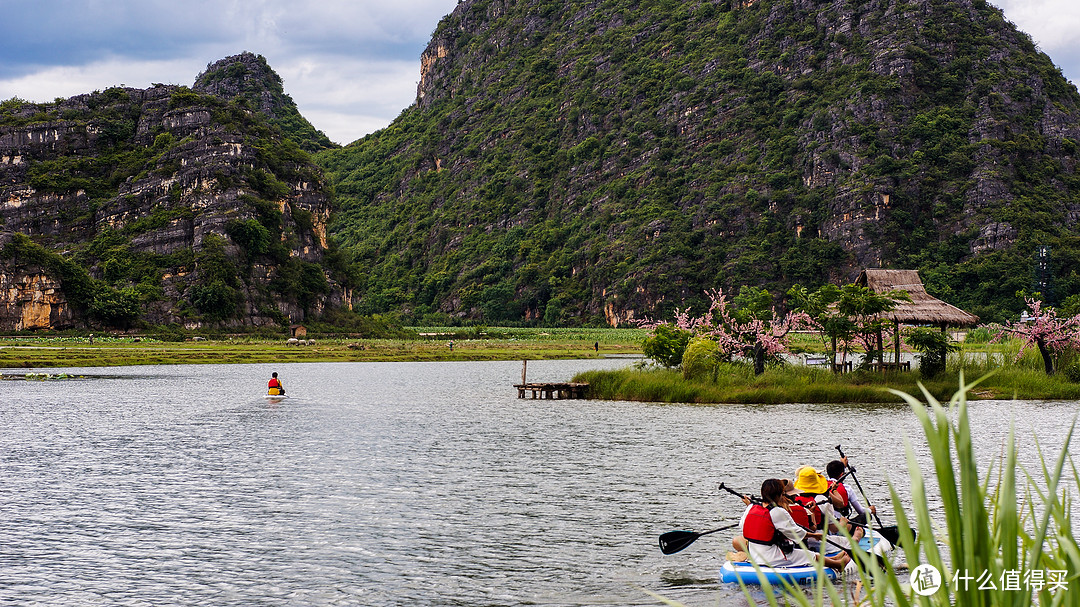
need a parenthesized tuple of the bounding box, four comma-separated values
(1, 70, 351, 330)
(194, 53, 337, 152)
(317, 0, 1080, 326)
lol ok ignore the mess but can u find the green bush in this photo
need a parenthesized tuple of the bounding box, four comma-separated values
(226, 218, 272, 256)
(188, 280, 239, 321)
(89, 285, 140, 326)
(642, 324, 692, 368)
(682, 336, 720, 381)
(907, 327, 960, 378)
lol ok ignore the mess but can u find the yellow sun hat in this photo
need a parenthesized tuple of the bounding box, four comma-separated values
(793, 466, 829, 494)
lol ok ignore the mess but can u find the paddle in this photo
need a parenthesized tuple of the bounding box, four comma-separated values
(718, 482, 759, 504)
(836, 445, 885, 528)
(846, 521, 906, 548)
(659, 523, 741, 555)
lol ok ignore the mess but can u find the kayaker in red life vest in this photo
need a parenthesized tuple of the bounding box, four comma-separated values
(826, 459, 876, 526)
(794, 465, 863, 550)
(734, 478, 849, 572)
(268, 372, 285, 396)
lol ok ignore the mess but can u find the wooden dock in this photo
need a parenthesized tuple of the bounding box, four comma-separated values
(514, 382, 589, 399)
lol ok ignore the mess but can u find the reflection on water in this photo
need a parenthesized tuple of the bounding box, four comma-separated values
(0, 360, 1075, 606)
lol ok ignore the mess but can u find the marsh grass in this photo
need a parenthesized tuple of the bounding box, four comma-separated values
(649, 376, 1080, 606)
(577, 362, 1080, 403)
(878, 375, 1080, 607)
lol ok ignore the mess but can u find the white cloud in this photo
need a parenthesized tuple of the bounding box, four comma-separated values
(991, 0, 1080, 49)
(274, 56, 423, 145)
(0, 0, 459, 144)
(990, 0, 1080, 84)
(0, 57, 201, 101)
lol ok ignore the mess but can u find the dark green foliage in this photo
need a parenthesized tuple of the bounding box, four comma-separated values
(227, 218, 272, 256)
(188, 280, 240, 321)
(315, 0, 1080, 325)
(302, 308, 413, 338)
(184, 234, 241, 321)
(906, 327, 961, 378)
(642, 324, 692, 368)
(88, 285, 141, 326)
(270, 259, 329, 313)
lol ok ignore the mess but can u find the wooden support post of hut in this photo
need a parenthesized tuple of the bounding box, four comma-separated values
(856, 269, 979, 371)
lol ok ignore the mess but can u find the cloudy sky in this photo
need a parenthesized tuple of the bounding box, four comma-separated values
(1, 0, 1078, 146)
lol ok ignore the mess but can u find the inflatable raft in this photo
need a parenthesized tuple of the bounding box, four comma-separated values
(720, 560, 836, 584)
(721, 535, 889, 584)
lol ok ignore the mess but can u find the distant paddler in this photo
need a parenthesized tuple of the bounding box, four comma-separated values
(267, 372, 286, 396)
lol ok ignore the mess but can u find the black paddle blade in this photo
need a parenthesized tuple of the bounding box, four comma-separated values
(875, 525, 910, 548)
(659, 530, 700, 555)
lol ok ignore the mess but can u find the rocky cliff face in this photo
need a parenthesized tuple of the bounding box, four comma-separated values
(321, 0, 1080, 324)
(194, 53, 335, 151)
(0, 59, 346, 331)
(0, 235, 73, 330)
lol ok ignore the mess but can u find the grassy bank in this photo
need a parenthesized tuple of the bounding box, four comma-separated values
(0, 328, 647, 369)
(575, 363, 1080, 403)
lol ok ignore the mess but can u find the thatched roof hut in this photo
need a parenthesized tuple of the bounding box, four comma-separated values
(856, 269, 979, 327)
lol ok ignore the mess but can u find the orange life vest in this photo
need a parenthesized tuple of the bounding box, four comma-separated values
(743, 504, 778, 545)
(794, 494, 823, 531)
(830, 481, 851, 516)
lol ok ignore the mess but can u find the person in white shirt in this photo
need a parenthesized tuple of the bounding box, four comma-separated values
(737, 478, 849, 572)
(826, 459, 877, 525)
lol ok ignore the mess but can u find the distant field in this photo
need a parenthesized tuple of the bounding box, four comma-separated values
(0, 328, 647, 369)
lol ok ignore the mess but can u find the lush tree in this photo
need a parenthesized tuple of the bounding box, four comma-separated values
(788, 283, 909, 371)
(641, 324, 692, 368)
(645, 288, 810, 375)
(906, 327, 960, 378)
(834, 284, 910, 369)
(787, 283, 851, 370)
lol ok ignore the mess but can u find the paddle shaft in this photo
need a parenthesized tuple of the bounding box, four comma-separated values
(659, 522, 741, 554)
(697, 522, 741, 538)
(836, 445, 885, 528)
(718, 482, 761, 504)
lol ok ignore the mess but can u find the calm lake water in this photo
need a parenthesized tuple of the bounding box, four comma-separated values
(1, 359, 1076, 606)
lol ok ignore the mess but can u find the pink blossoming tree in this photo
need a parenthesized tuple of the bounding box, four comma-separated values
(642, 287, 812, 375)
(995, 298, 1080, 375)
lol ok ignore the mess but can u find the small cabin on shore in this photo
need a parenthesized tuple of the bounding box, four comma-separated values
(290, 324, 307, 338)
(856, 269, 979, 368)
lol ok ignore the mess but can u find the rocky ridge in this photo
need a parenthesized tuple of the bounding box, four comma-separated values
(1, 58, 346, 331)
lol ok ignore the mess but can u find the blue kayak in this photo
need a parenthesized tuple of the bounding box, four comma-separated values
(720, 560, 836, 584)
(721, 535, 888, 584)
(826, 534, 881, 556)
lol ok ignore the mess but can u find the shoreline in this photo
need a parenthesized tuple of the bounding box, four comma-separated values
(573, 366, 1080, 403)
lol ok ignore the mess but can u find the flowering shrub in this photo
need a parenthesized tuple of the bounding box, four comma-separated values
(995, 298, 1080, 375)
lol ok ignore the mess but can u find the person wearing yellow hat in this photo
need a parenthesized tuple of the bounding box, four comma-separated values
(793, 466, 862, 547)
